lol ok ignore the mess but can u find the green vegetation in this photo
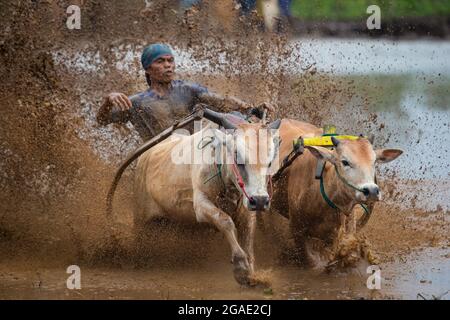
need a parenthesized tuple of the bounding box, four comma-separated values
(291, 0, 450, 21)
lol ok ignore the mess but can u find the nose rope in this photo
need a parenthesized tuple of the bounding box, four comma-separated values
(201, 135, 272, 205)
(333, 164, 374, 215)
(231, 162, 253, 202)
(319, 163, 370, 215)
(201, 143, 260, 203)
(231, 162, 273, 204)
(333, 164, 367, 194)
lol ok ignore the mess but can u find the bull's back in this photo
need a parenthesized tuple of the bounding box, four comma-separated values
(135, 134, 197, 219)
(279, 119, 322, 160)
(272, 119, 322, 217)
(283, 120, 339, 233)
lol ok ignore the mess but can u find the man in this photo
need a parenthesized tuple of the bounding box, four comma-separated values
(97, 43, 274, 141)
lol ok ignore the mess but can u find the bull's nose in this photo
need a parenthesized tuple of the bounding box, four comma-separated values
(249, 196, 270, 211)
(362, 185, 380, 199)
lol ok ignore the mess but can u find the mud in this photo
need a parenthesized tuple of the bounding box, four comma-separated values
(0, 1, 448, 299)
(0, 208, 447, 300)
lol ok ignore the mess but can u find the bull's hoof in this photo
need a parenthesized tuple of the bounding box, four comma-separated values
(232, 255, 252, 286)
(233, 267, 252, 286)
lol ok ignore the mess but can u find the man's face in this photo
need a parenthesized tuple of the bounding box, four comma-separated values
(147, 54, 175, 83)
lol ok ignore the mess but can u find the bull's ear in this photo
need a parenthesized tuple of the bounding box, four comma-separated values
(375, 149, 403, 163)
(305, 146, 336, 163)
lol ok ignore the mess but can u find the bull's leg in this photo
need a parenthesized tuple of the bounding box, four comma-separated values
(291, 213, 339, 269)
(133, 174, 166, 266)
(289, 215, 309, 266)
(193, 191, 251, 285)
(236, 208, 256, 274)
(340, 208, 379, 267)
(330, 213, 374, 270)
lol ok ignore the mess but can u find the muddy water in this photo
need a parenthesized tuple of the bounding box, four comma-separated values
(1, 247, 448, 300)
(2, 7, 449, 299)
(71, 38, 450, 300)
(383, 247, 449, 300)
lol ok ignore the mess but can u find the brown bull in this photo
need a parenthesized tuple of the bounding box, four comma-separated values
(271, 119, 403, 269)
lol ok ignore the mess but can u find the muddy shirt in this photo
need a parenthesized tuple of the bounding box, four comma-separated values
(109, 80, 208, 141)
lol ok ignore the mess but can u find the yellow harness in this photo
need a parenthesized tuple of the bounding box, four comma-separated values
(302, 135, 361, 147)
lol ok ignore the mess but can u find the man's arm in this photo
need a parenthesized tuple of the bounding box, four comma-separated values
(97, 92, 132, 125)
(196, 91, 253, 114)
(196, 90, 276, 117)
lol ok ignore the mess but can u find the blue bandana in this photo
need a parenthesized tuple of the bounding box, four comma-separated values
(141, 43, 174, 70)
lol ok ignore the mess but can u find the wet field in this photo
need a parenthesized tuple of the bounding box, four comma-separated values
(1, 2, 448, 300)
(0, 240, 448, 300)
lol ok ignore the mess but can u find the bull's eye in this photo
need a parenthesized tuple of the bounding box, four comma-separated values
(342, 160, 350, 167)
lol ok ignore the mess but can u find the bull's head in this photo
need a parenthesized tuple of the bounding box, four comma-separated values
(217, 119, 281, 211)
(306, 136, 402, 204)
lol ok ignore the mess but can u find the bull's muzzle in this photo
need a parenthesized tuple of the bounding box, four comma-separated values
(248, 195, 270, 211)
(361, 184, 380, 201)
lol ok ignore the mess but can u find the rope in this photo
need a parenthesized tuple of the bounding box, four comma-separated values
(203, 163, 225, 188)
(319, 175, 338, 210)
(319, 164, 371, 217)
(333, 164, 366, 193)
(200, 136, 226, 188)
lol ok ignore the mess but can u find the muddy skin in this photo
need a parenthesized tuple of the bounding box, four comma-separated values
(0, 0, 448, 299)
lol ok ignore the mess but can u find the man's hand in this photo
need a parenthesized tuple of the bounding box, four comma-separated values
(248, 102, 276, 119)
(256, 102, 276, 114)
(97, 92, 132, 125)
(108, 92, 132, 110)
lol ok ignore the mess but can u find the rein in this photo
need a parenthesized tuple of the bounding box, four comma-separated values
(230, 162, 274, 203)
(200, 136, 273, 203)
(230, 162, 253, 202)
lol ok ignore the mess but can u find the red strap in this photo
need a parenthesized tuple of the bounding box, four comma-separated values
(231, 162, 273, 203)
(231, 163, 253, 202)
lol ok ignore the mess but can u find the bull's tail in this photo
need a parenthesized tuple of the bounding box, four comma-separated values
(106, 156, 134, 215)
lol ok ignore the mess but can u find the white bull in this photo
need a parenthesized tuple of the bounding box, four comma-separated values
(133, 118, 280, 285)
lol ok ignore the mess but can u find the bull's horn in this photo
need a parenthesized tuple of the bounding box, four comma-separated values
(222, 117, 237, 130)
(203, 108, 226, 127)
(368, 134, 375, 144)
(268, 119, 281, 130)
(331, 136, 340, 147)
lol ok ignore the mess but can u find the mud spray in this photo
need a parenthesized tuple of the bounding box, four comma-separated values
(0, 1, 448, 299)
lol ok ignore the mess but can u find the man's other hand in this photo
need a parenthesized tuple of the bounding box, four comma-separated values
(257, 102, 276, 114)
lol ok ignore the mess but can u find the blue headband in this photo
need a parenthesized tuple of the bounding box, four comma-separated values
(141, 43, 174, 70)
